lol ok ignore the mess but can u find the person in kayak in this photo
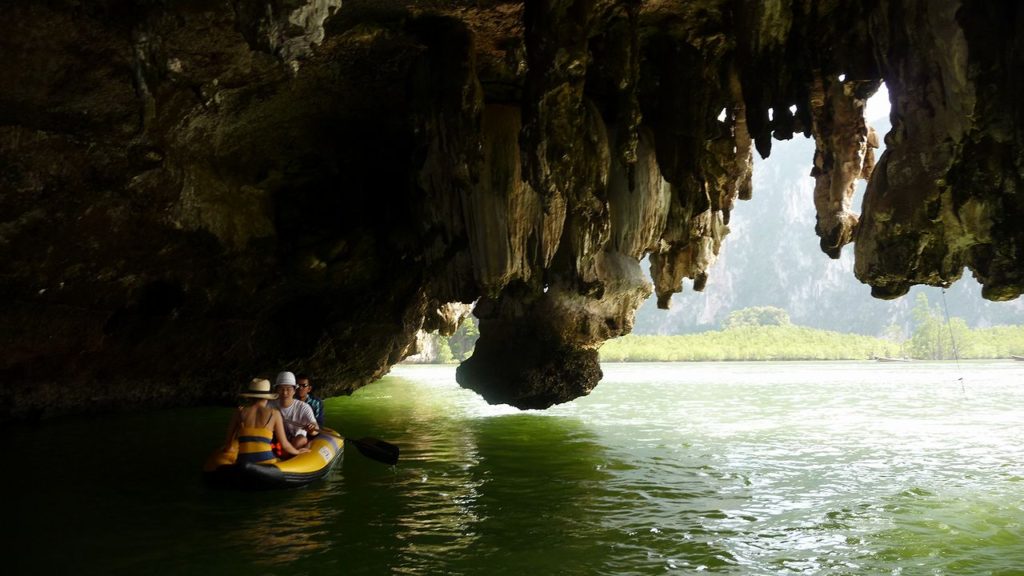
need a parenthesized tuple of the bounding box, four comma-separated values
(295, 373, 324, 427)
(268, 371, 319, 449)
(223, 378, 309, 461)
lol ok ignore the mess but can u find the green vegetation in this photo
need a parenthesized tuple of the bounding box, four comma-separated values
(419, 303, 1024, 364)
(447, 316, 479, 362)
(599, 325, 902, 361)
(599, 301, 1024, 362)
(907, 293, 963, 360)
(905, 293, 1024, 360)
(419, 316, 480, 364)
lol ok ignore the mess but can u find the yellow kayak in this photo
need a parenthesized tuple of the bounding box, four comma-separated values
(203, 428, 344, 489)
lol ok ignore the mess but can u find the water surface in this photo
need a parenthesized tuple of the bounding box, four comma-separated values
(6, 361, 1023, 575)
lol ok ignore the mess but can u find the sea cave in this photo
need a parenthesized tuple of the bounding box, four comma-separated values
(1, 0, 1021, 420)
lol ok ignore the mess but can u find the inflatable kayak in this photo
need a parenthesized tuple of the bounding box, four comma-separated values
(203, 428, 345, 490)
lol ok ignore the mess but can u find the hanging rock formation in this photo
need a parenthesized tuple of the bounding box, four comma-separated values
(0, 0, 1021, 420)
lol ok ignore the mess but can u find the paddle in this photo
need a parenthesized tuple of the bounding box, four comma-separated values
(284, 419, 399, 466)
(348, 436, 400, 466)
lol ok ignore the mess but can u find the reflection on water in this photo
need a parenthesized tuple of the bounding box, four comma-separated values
(5, 361, 1024, 575)
(213, 476, 344, 567)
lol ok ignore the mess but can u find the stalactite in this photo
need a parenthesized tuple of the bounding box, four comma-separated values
(462, 104, 542, 296)
(607, 126, 669, 259)
(410, 16, 484, 305)
(855, 0, 975, 298)
(4, 1, 1024, 418)
(520, 0, 599, 205)
(808, 71, 880, 259)
(642, 32, 747, 309)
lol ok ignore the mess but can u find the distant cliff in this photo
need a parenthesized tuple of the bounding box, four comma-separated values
(633, 115, 1024, 336)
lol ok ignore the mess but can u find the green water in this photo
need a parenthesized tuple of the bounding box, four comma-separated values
(6, 361, 1024, 575)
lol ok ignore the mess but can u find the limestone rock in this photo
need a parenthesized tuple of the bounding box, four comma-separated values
(1, 0, 1022, 419)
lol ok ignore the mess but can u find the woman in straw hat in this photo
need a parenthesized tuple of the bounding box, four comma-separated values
(222, 378, 309, 462)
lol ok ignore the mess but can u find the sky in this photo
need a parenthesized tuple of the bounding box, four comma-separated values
(865, 83, 890, 123)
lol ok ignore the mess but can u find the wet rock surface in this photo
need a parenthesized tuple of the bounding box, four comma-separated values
(1, 1, 1021, 419)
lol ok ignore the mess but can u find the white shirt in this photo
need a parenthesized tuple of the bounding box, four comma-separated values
(269, 398, 317, 439)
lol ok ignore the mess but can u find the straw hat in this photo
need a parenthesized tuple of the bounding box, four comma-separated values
(239, 378, 278, 399)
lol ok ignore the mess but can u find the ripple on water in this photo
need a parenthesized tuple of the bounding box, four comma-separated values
(11, 361, 1024, 575)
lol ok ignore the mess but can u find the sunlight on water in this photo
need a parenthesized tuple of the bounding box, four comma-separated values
(7, 360, 1024, 575)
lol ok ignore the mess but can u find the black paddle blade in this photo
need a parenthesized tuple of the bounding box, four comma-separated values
(350, 437, 400, 465)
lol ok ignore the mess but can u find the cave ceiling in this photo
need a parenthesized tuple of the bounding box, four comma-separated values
(0, 0, 1021, 420)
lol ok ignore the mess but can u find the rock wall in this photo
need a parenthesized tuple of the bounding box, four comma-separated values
(0, 0, 1021, 419)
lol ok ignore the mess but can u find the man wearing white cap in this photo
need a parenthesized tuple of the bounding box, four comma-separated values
(268, 370, 319, 449)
